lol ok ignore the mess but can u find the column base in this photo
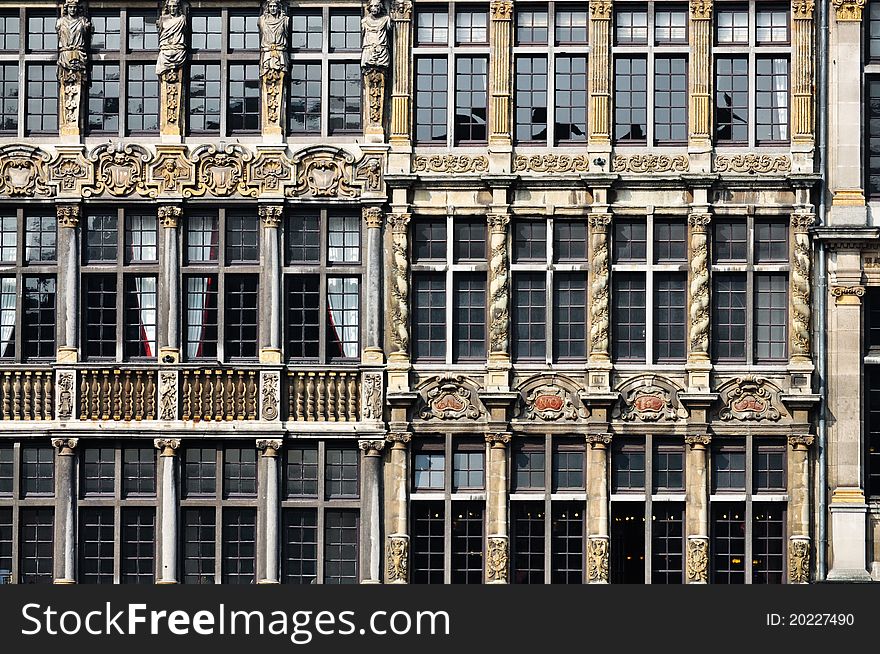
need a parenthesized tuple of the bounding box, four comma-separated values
(259, 347, 283, 364)
(159, 347, 180, 364)
(257, 579, 281, 585)
(156, 579, 180, 585)
(360, 579, 382, 585)
(53, 578, 76, 585)
(56, 347, 78, 364)
(828, 491, 870, 580)
(361, 347, 385, 364)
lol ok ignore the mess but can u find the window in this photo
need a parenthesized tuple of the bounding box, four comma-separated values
(27, 11, 56, 51)
(452, 446, 484, 491)
(0, 12, 20, 51)
(84, 275, 117, 360)
(123, 447, 155, 497)
(190, 63, 222, 133)
(712, 439, 747, 492)
(612, 439, 645, 492)
(121, 508, 155, 584)
(412, 217, 488, 363)
(79, 508, 114, 583)
(553, 441, 585, 491)
(451, 502, 483, 583)
(329, 63, 362, 134)
(712, 503, 746, 583)
(229, 11, 259, 51)
(82, 446, 115, 496)
(285, 210, 363, 363)
(128, 13, 158, 51)
(183, 447, 217, 498)
(549, 503, 586, 584)
(610, 503, 645, 583)
(652, 503, 684, 584)
(25, 64, 57, 134)
(329, 10, 361, 50)
(514, 439, 545, 491)
(228, 63, 260, 132)
(23, 277, 56, 360)
(289, 63, 322, 134)
(413, 4, 489, 146)
(280, 440, 364, 584)
(715, 4, 790, 146)
(183, 210, 260, 362)
(88, 63, 120, 133)
(21, 445, 53, 497)
(754, 438, 786, 492)
(712, 217, 789, 363)
(515, 56, 549, 142)
(0, 64, 18, 133)
(414, 450, 445, 490)
(222, 508, 256, 584)
(412, 501, 445, 583)
(26, 212, 56, 263)
(512, 501, 545, 584)
(613, 57, 647, 142)
(0, 507, 11, 581)
(752, 503, 785, 583)
(653, 441, 684, 492)
(612, 217, 686, 364)
(0, 445, 11, 495)
(223, 447, 257, 498)
(615, 4, 648, 44)
(19, 508, 53, 584)
(511, 218, 588, 362)
(182, 508, 216, 584)
(127, 64, 159, 133)
(870, 2, 880, 61)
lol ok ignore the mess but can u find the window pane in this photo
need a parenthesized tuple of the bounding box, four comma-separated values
(328, 213, 360, 263)
(292, 11, 323, 49)
(452, 449, 484, 490)
(653, 443, 684, 492)
(128, 13, 158, 50)
(191, 11, 222, 51)
(711, 440, 746, 492)
(325, 446, 359, 499)
(189, 63, 222, 133)
(712, 274, 747, 361)
(615, 6, 647, 44)
(223, 447, 257, 498)
(513, 220, 547, 262)
(0, 276, 15, 359)
(282, 508, 318, 584)
(617, 55, 651, 141)
(655, 6, 687, 44)
(0, 12, 20, 51)
(454, 57, 488, 143)
(514, 56, 548, 143)
(653, 56, 687, 143)
(26, 64, 58, 134)
(654, 273, 687, 363)
(712, 503, 745, 584)
(226, 211, 260, 263)
(222, 508, 256, 584)
(86, 212, 118, 263)
(754, 439, 786, 493)
(78, 508, 114, 584)
(329, 11, 361, 50)
(324, 510, 359, 584)
(121, 508, 154, 584)
(513, 501, 545, 584)
(0, 64, 19, 132)
(715, 56, 748, 143)
(456, 8, 488, 44)
(752, 503, 785, 584)
(613, 219, 647, 262)
(125, 212, 158, 262)
(756, 57, 789, 143)
(412, 273, 446, 361)
(23, 276, 56, 360)
(285, 444, 318, 498)
(327, 277, 360, 360)
(453, 219, 486, 261)
(611, 440, 645, 492)
(22, 445, 54, 496)
(412, 501, 445, 584)
(19, 507, 53, 584)
(551, 502, 584, 583)
(555, 56, 588, 143)
(185, 275, 218, 360)
(413, 452, 445, 490)
(228, 63, 260, 132)
(755, 273, 787, 362)
(82, 446, 115, 496)
(416, 8, 449, 45)
(513, 272, 546, 361)
(286, 275, 320, 360)
(513, 441, 545, 491)
(453, 273, 486, 362)
(123, 447, 156, 497)
(84, 275, 117, 360)
(652, 503, 684, 584)
(552, 442, 585, 491)
(225, 275, 259, 360)
(124, 276, 157, 359)
(329, 62, 362, 134)
(450, 502, 483, 583)
(516, 7, 548, 44)
(716, 9, 748, 44)
(289, 62, 322, 134)
(755, 220, 788, 262)
(415, 57, 448, 143)
(87, 63, 120, 133)
(182, 508, 216, 584)
(183, 447, 216, 498)
(612, 273, 646, 362)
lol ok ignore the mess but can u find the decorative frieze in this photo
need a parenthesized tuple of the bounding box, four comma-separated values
(488, 214, 510, 357)
(361, 371, 384, 421)
(260, 370, 281, 421)
(158, 371, 178, 422)
(486, 536, 509, 583)
(57, 0, 90, 136)
(689, 213, 711, 359)
(589, 213, 612, 361)
(87, 142, 151, 197)
(832, 0, 866, 21)
(714, 154, 792, 174)
(48, 147, 92, 196)
(610, 154, 689, 173)
(413, 154, 489, 174)
(788, 537, 810, 583)
(790, 214, 814, 360)
(587, 536, 609, 582)
(513, 154, 589, 173)
(686, 537, 709, 583)
(388, 212, 411, 358)
(386, 535, 409, 583)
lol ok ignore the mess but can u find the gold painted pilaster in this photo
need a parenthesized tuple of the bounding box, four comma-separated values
(832, 0, 866, 21)
(688, 0, 712, 149)
(159, 70, 184, 137)
(489, 1, 513, 145)
(588, 1, 612, 145)
(390, 0, 413, 145)
(792, 1, 814, 143)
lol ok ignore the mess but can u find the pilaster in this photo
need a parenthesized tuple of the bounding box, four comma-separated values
(485, 432, 511, 583)
(687, 211, 712, 390)
(386, 212, 411, 391)
(685, 433, 711, 583)
(385, 431, 410, 583)
(158, 205, 181, 363)
(56, 203, 80, 363)
(791, 0, 815, 146)
(588, 1, 612, 149)
(154, 437, 180, 584)
(789, 213, 815, 368)
(359, 439, 386, 583)
(588, 212, 612, 390)
(487, 212, 511, 388)
(51, 437, 78, 584)
(259, 204, 283, 364)
(688, 0, 712, 157)
(363, 206, 385, 364)
(488, 1, 513, 146)
(787, 434, 813, 583)
(586, 434, 611, 583)
(257, 438, 282, 584)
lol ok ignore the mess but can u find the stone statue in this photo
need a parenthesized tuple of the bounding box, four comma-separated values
(361, 0, 390, 69)
(259, 0, 290, 77)
(56, 0, 91, 79)
(156, 0, 187, 77)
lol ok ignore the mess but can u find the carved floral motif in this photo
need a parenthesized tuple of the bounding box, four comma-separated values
(486, 537, 509, 582)
(714, 154, 792, 174)
(611, 154, 689, 173)
(260, 371, 280, 421)
(158, 371, 177, 421)
(686, 538, 709, 582)
(413, 154, 489, 174)
(361, 372, 383, 421)
(386, 536, 409, 582)
(789, 538, 810, 583)
(513, 154, 589, 173)
(587, 537, 609, 582)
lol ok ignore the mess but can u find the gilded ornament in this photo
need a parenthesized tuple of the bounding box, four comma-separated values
(714, 154, 792, 174)
(87, 142, 150, 197)
(686, 538, 709, 582)
(386, 536, 409, 582)
(259, 205, 283, 228)
(413, 155, 489, 174)
(789, 538, 810, 583)
(486, 537, 509, 582)
(513, 154, 589, 174)
(832, 0, 866, 21)
(611, 154, 689, 173)
(587, 537, 609, 582)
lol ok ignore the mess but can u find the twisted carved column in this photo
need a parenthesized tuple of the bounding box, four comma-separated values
(688, 0, 712, 148)
(589, 214, 612, 362)
(387, 213, 411, 361)
(158, 205, 181, 362)
(56, 204, 80, 363)
(587, 434, 611, 583)
(791, 0, 814, 143)
(688, 213, 711, 361)
(485, 432, 511, 583)
(489, 1, 513, 144)
(52, 437, 78, 583)
(488, 214, 510, 360)
(588, 0, 612, 145)
(788, 435, 814, 583)
(155, 438, 181, 583)
(259, 205, 283, 363)
(790, 214, 815, 363)
(390, 0, 413, 145)
(685, 434, 711, 584)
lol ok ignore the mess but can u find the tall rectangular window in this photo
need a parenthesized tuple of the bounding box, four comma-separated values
(712, 503, 746, 584)
(712, 439, 747, 492)
(78, 508, 114, 584)
(653, 56, 687, 143)
(182, 508, 216, 584)
(26, 64, 57, 134)
(88, 63, 120, 133)
(654, 273, 686, 362)
(224, 275, 259, 360)
(124, 276, 157, 359)
(228, 63, 260, 132)
(412, 273, 446, 361)
(455, 57, 488, 143)
(185, 275, 218, 360)
(289, 62, 321, 134)
(513, 272, 546, 360)
(451, 502, 483, 584)
(222, 508, 256, 584)
(324, 510, 358, 584)
(0, 64, 18, 133)
(514, 55, 548, 143)
(551, 503, 584, 584)
(613, 56, 647, 142)
(752, 503, 785, 584)
(23, 276, 55, 360)
(329, 62, 362, 134)
(0, 507, 11, 582)
(453, 274, 486, 361)
(412, 501, 445, 584)
(555, 56, 588, 143)
(756, 57, 789, 143)
(512, 502, 545, 584)
(22, 445, 53, 497)
(189, 63, 222, 133)
(612, 272, 647, 362)
(84, 275, 117, 360)
(652, 503, 684, 584)
(121, 508, 154, 584)
(25, 212, 56, 263)
(415, 56, 448, 143)
(127, 64, 159, 133)
(19, 508, 53, 584)
(282, 508, 318, 584)
(0, 277, 15, 359)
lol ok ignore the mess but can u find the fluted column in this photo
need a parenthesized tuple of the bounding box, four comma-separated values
(52, 437, 78, 584)
(387, 213, 410, 362)
(688, 0, 712, 149)
(788, 435, 814, 583)
(687, 212, 711, 390)
(587, 434, 611, 583)
(389, 0, 413, 145)
(259, 205, 283, 364)
(257, 439, 282, 584)
(363, 207, 384, 363)
(789, 213, 815, 364)
(588, 0, 612, 146)
(155, 438, 180, 584)
(56, 204, 80, 363)
(485, 432, 510, 584)
(360, 440, 385, 583)
(385, 431, 411, 583)
(791, 0, 814, 143)
(158, 205, 181, 362)
(489, 1, 513, 145)
(685, 434, 710, 584)
(588, 213, 611, 364)
(487, 214, 510, 362)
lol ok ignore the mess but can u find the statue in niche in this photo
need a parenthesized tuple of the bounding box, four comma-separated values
(259, 0, 290, 76)
(156, 0, 187, 78)
(361, 0, 390, 69)
(56, 0, 91, 80)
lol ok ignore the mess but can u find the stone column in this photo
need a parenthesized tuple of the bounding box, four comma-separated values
(487, 213, 510, 363)
(687, 212, 712, 390)
(385, 431, 410, 583)
(52, 437, 78, 584)
(488, 1, 513, 146)
(588, 213, 612, 390)
(363, 207, 384, 364)
(257, 439, 282, 584)
(828, 0, 867, 218)
(158, 205, 181, 363)
(387, 213, 411, 362)
(485, 432, 511, 583)
(788, 434, 814, 584)
(791, 0, 815, 145)
(389, 0, 413, 147)
(687, 0, 712, 153)
(586, 434, 611, 583)
(827, 281, 871, 580)
(359, 440, 385, 583)
(259, 205, 283, 364)
(789, 213, 815, 365)
(56, 204, 80, 363)
(154, 438, 180, 584)
(588, 0, 612, 148)
(685, 434, 711, 584)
